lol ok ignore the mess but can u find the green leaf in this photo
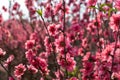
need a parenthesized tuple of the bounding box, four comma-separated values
(98, 3, 113, 13)
(89, 6, 98, 9)
(68, 66, 79, 77)
(37, 9, 42, 16)
(99, 7, 106, 13)
(100, 3, 112, 8)
(108, 8, 117, 17)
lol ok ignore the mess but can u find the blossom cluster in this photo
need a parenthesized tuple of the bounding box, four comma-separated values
(0, 0, 120, 80)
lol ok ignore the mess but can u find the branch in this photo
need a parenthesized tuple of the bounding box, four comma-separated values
(0, 61, 15, 80)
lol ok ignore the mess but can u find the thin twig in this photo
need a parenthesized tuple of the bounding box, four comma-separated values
(62, 0, 68, 78)
(0, 61, 15, 80)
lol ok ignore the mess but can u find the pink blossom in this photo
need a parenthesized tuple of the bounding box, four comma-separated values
(0, 14, 3, 24)
(44, 36, 52, 53)
(71, 23, 81, 32)
(54, 3, 62, 15)
(109, 14, 120, 32)
(115, 0, 120, 10)
(69, 77, 78, 80)
(80, 61, 94, 80)
(9, 77, 14, 80)
(48, 24, 57, 36)
(12, 2, 20, 10)
(27, 65, 38, 74)
(14, 64, 26, 78)
(30, 32, 39, 42)
(4, 55, 14, 67)
(44, 4, 53, 18)
(2, 6, 7, 12)
(54, 70, 64, 79)
(59, 54, 76, 72)
(0, 48, 6, 57)
(25, 40, 35, 50)
(87, 0, 97, 6)
(55, 34, 70, 53)
(25, 49, 36, 62)
(111, 72, 120, 79)
(30, 57, 49, 74)
(39, 52, 49, 59)
(81, 38, 88, 48)
(82, 52, 91, 61)
(87, 22, 97, 35)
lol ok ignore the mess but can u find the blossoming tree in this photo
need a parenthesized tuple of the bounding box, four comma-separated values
(0, 0, 120, 80)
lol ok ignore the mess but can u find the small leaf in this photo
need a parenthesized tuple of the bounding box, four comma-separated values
(89, 6, 98, 9)
(37, 9, 42, 16)
(100, 3, 112, 8)
(108, 8, 117, 17)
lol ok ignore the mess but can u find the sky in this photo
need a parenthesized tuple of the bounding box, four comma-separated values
(0, 0, 28, 20)
(0, 0, 85, 20)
